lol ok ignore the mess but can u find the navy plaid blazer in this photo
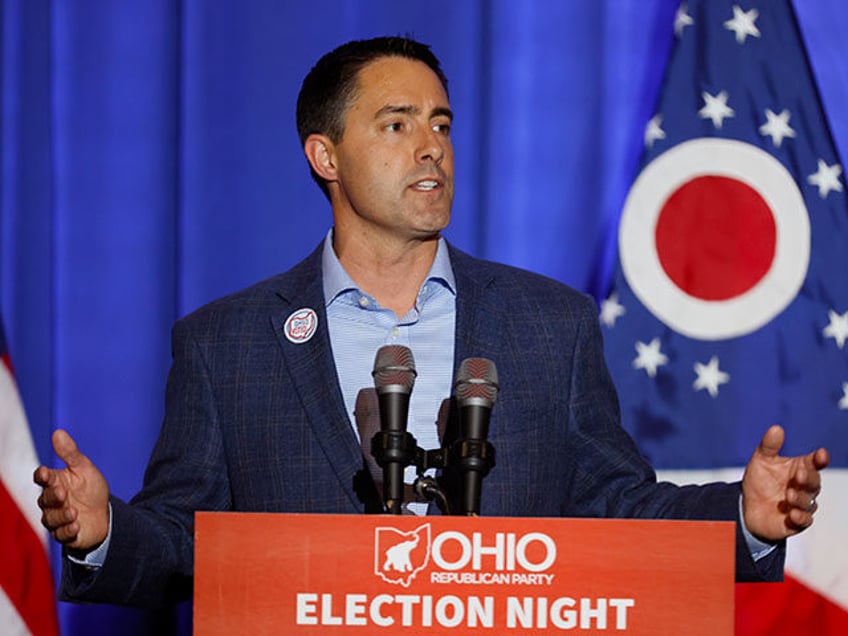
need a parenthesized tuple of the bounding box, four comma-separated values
(61, 240, 783, 607)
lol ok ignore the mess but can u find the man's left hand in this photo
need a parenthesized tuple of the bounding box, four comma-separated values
(742, 424, 830, 542)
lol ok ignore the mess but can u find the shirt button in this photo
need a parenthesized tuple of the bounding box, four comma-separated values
(391, 327, 400, 338)
(358, 297, 369, 307)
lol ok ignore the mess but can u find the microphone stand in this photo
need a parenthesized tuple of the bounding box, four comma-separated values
(370, 432, 498, 517)
(370, 426, 418, 514)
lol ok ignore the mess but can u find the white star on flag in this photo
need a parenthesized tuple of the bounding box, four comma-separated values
(807, 159, 843, 198)
(599, 293, 626, 328)
(675, 3, 694, 37)
(644, 114, 666, 148)
(724, 5, 761, 44)
(758, 108, 796, 147)
(693, 356, 730, 397)
(698, 90, 735, 128)
(632, 338, 668, 377)
(839, 383, 848, 410)
(823, 309, 848, 349)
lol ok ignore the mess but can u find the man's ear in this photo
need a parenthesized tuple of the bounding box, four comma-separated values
(303, 134, 338, 183)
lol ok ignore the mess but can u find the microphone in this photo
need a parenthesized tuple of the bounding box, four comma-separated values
(371, 345, 417, 514)
(454, 358, 499, 516)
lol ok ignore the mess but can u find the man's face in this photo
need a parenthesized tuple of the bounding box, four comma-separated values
(329, 56, 454, 243)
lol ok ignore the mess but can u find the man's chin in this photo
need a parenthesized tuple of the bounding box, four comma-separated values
(418, 230, 445, 242)
(416, 218, 451, 239)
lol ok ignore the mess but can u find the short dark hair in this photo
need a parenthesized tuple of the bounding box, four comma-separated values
(296, 36, 449, 198)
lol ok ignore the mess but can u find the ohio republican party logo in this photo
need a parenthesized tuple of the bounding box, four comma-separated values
(373, 524, 559, 589)
(374, 524, 431, 587)
(619, 138, 810, 340)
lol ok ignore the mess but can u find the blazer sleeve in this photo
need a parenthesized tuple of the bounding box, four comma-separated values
(564, 294, 785, 582)
(60, 317, 229, 607)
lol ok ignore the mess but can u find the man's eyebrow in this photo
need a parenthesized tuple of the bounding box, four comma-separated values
(374, 104, 453, 121)
(432, 106, 454, 122)
(375, 104, 418, 119)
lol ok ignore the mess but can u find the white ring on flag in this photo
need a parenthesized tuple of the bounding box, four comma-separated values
(619, 138, 810, 340)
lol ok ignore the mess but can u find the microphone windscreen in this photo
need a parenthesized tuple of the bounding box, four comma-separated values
(372, 344, 417, 392)
(455, 358, 499, 405)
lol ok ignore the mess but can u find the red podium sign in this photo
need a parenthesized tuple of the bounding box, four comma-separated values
(194, 513, 734, 635)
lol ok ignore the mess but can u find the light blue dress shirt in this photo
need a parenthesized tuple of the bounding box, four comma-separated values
(322, 229, 456, 511)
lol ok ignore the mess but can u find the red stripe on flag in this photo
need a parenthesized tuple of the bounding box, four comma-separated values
(0, 480, 59, 636)
(736, 576, 848, 635)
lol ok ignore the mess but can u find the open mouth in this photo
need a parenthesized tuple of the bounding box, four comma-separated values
(412, 179, 440, 191)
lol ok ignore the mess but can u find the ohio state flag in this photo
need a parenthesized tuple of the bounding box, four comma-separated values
(0, 316, 59, 635)
(602, 1, 848, 633)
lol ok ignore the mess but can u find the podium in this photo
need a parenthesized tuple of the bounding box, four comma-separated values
(194, 512, 734, 635)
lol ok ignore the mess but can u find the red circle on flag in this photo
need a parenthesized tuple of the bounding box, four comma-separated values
(655, 176, 777, 301)
(619, 138, 809, 340)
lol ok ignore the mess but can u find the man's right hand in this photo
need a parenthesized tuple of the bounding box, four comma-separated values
(33, 429, 110, 552)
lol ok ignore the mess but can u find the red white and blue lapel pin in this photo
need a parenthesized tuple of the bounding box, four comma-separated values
(283, 307, 318, 344)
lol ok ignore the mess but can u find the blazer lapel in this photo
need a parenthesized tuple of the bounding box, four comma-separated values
(450, 246, 504, 367)
(269, 243, 364, 509)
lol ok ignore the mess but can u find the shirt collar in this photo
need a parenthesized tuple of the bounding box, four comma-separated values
(321, 228, 456, 307)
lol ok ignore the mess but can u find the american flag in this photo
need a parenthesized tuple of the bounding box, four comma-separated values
(0, 316, 59, 636)
(602, 1, 848, 632)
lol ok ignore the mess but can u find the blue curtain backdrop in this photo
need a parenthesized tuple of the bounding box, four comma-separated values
(1, 1, 846, 634)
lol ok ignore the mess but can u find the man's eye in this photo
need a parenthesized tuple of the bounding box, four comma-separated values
(433, 123, 451, 135)
(386, 122, 404, 132)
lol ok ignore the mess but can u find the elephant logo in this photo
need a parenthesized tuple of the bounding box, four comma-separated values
(374, 524, 431, 587)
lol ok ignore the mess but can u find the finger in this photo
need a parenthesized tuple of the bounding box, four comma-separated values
(52, 520, 81, 545)
(787, 507, 815, 532)
(787, 487, 818, 511)
(41, 505, 77, 532)
(757, 424, 785, 459)
(793, 461, 820, 493)
(37, 481, 68, 508)
(52, 429, 88, 470)
(813, 447, 830, 471)
(33, 465, 54, 487)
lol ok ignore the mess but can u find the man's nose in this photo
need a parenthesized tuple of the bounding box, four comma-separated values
(416, 128, 445, 165)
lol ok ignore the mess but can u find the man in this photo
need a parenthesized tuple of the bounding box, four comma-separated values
(35, 36, 829, 608)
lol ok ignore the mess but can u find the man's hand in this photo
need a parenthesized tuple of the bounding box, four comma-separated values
(33, 429, 110, 552)
(742, 425, 830, 542)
